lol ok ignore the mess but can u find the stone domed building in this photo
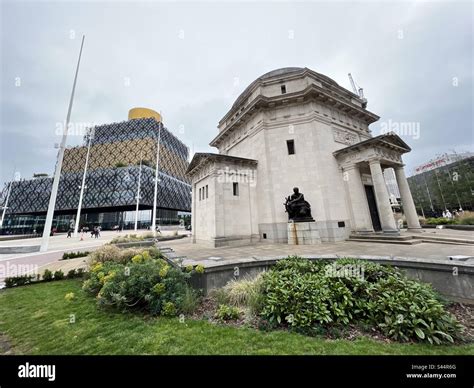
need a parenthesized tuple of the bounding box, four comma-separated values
(187, 67, 420, 247)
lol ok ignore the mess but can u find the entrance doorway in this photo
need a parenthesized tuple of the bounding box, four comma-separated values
(364, 185, 382, 231)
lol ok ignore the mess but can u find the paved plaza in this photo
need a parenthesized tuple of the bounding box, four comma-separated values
(1, 228, 473, 285)
(159, 229, 474, 267)
(0, 230, 143, 283)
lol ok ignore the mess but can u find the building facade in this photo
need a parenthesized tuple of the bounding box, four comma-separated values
(0, 109, 191, 234)
(187, 67, 420, 247)
(408, 153, 474, 216)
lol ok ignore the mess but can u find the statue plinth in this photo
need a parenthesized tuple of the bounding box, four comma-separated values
(291, 216, 315, 223)
(287, 221, 321, 245)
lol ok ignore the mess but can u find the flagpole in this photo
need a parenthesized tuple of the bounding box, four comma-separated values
(0, 167, 16, 228)
(134, 158, 143, 232)
(40, 35, 85, 252)
(73, 126, 94, 237)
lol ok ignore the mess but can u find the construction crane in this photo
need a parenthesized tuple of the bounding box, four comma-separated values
(348, 73, 368, 108)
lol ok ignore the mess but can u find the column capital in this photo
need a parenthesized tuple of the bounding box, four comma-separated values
(367, 158, 381, 166)
(342, 163, 359, 172)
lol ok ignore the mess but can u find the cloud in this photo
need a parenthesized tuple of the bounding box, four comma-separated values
(1, 0, 472, 188)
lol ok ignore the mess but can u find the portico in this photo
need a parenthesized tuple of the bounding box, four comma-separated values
(334, 132, 421, 235)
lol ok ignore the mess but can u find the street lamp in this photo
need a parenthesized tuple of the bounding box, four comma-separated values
(40, 35, 85, 252)
(73, 127, 94, 237)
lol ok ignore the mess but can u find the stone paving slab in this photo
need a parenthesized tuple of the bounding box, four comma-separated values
(158, 235, 474, 267)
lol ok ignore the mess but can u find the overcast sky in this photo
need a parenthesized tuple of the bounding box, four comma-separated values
(1, 0, 472, 188)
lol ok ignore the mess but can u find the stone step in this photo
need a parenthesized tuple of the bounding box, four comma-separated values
(420, 239, 474, 246)
(349, 234, 414, 241)
(348, 237, 423, 245)
(419, 237, 474, 245)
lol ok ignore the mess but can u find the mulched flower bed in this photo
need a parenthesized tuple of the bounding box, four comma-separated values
(190, 294, 474, 344)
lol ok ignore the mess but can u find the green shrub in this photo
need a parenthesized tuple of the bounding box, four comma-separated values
(83, 258, 192, 316)
(53, 270, 64, 280)
(4, 274, 35, 288)
(425, 217, 456, 225)
(62, 251, 90, 260)
(181, 286, 200, 315)
(162, 302, 177, 316)
(215, 304, 241, 321)
(66, 268, 85, 279)
(76, 268, 86, 277)
(93, 246, 163, 265)
(42, 269, 53, 282)
(459, 216, 474, 225)
(260, 257, 462, 344)
(364, 276, 462, 344)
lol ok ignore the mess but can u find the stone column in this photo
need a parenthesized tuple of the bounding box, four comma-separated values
(192, 181, 197, 243)
(394, 165, 422, 230)
(343, 164, 373, 233)
(368, 159, 398, 234)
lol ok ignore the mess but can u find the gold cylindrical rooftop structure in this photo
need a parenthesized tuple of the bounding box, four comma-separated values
(128, 107, 161, 122)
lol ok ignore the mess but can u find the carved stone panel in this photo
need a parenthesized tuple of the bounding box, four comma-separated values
(333, 128, 359, 145)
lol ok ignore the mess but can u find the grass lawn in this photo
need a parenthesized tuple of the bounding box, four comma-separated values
(0, 279, 472, 355)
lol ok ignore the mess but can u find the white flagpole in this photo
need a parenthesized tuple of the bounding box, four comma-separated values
(73, 126, 94, 237)
(0, 167, 16, 228)
(134, 159, 143, 232)
(40, 35, 85, 252)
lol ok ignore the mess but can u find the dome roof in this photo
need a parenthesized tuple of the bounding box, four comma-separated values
(232, 67, 303, 109)
(231, 67, 340, 110)
(259, 67, 304, 80)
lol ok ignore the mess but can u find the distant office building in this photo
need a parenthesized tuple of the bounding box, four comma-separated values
(408, 152, 474, 215)
(0, 108, 191, 234)
(383, 168, 401, 201)
(412, 152, 474, 176)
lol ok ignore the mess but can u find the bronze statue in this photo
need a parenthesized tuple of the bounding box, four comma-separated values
(284, 187, 314, 222)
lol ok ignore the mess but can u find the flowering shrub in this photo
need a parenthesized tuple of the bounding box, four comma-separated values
(194, 264, 205, 274)
(64, 292, 75, 301)
(83, 258, 194, 316)
(90, 246, 161, 265)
